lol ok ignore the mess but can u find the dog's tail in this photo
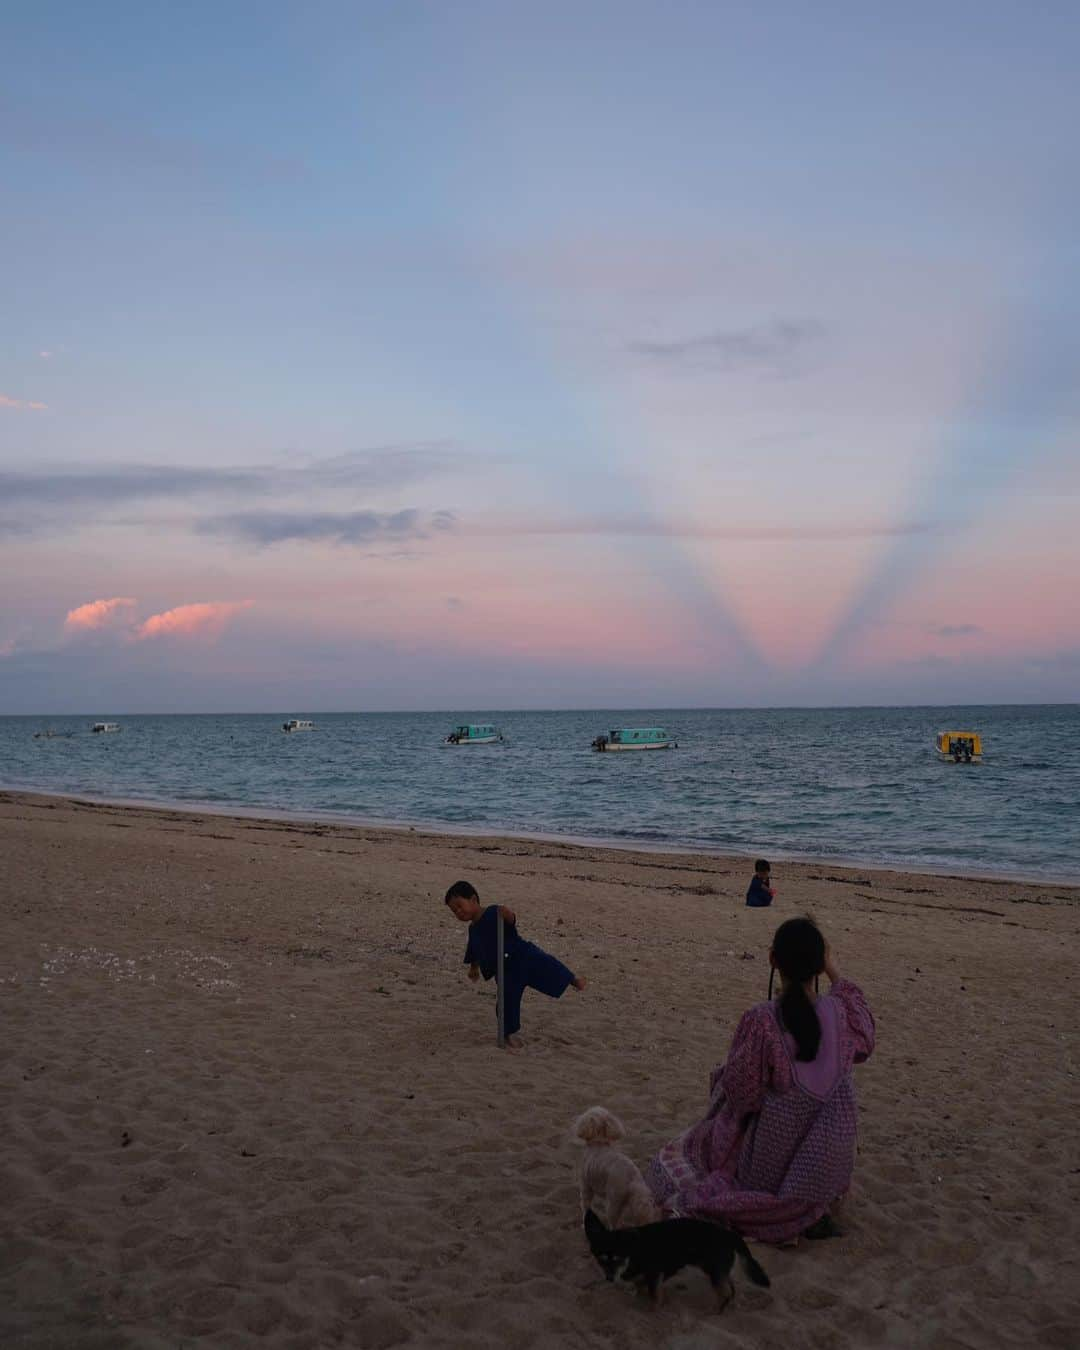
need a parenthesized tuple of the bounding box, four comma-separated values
(572, 1106, 626, 1145)
(733, 1232, 770, 1288)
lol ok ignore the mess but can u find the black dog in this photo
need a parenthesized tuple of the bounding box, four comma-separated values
(584, 1208, 770, 1310)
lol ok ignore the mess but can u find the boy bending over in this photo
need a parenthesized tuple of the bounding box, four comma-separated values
(445, 880, 586, 1049)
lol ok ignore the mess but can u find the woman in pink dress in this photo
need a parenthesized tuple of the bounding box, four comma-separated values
(647, 917, 875, 1244)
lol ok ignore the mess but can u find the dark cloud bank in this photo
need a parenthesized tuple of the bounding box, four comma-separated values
(0, 443, 465, 510)
(629, 319, 824, 373)
(199, 509, 455, 547)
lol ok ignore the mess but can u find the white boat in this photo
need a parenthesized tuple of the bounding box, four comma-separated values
(591, 726, 676, 752)
(90, 722, 121, 734)
(282, 719, 316, 733)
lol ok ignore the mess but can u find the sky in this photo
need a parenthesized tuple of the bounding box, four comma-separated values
(2, 1, 1078, 713)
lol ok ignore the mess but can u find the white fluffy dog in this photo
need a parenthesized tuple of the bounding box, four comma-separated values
(572, 1106, 662, 1230)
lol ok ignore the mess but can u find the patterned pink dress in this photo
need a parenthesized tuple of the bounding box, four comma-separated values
(647, 980, 875, 1243)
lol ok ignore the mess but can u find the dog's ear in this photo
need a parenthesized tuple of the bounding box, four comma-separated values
(584, 1208, 605, 1235)
(596, 1109, 626, 1144)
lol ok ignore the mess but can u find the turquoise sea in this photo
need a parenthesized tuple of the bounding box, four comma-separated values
(2, 706, 1077, 882)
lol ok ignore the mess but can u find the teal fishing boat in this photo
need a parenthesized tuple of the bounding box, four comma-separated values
(591, 727, 676, 752)
(445, 723, 503, 745)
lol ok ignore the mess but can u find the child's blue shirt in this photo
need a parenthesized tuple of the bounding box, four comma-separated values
(464, 905, 530, 980)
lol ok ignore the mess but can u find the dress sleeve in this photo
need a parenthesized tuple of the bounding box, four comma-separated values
(707, 1006, 781, 1120)
(830, 978, 875, 1063)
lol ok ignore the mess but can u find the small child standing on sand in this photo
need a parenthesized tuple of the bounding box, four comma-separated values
(444, 880, 586, 1050)
(746, 858, 775, 907)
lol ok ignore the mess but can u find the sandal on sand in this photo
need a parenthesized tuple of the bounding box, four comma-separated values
(803, 1215, 843, 1240)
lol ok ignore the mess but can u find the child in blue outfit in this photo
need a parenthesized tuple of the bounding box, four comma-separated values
(445, 880, 586, 1050)
(746, 858, 775, 907)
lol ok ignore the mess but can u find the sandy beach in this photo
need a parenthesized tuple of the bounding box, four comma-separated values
(1, 789, 1077, 1349)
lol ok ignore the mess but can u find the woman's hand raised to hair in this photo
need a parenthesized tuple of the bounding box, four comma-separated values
(824, 943, 841, 985)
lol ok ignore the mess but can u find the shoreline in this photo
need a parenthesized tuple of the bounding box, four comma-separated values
(3, 783, 1079, 889)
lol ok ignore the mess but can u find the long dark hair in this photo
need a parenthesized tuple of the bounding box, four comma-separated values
(771, 917, 826, 1062)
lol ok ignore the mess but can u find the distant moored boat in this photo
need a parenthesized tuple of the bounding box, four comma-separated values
(592, 726, 676, 752)
(444, 723, 503, 745)
(936, 731, 982, 763)
(282, 719, 316, 733)
(90, 722, 121, 734)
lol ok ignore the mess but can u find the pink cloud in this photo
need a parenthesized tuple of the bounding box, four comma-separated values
(0, 393, 47, 410)
(65, 596, 137, 631)
(134, 600, 253, 642)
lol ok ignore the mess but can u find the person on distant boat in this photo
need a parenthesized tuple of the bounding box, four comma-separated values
(444, 880, 587, 1051)
(746, 859, 775, 907)
(647, 917, 875, 1244)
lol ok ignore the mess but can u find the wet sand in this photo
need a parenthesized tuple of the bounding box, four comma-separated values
(2, 790, 1077, 1348)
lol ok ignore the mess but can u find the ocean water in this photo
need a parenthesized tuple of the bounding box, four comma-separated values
(2, 706, 1077, 882)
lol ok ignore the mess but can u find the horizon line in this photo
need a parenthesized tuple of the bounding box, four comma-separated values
(3, 700, 1077, 718)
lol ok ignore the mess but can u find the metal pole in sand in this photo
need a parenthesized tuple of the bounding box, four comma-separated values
(496, 907, 506, 1048)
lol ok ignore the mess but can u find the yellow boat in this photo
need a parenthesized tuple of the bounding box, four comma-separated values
(936, 731, 982, 763)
